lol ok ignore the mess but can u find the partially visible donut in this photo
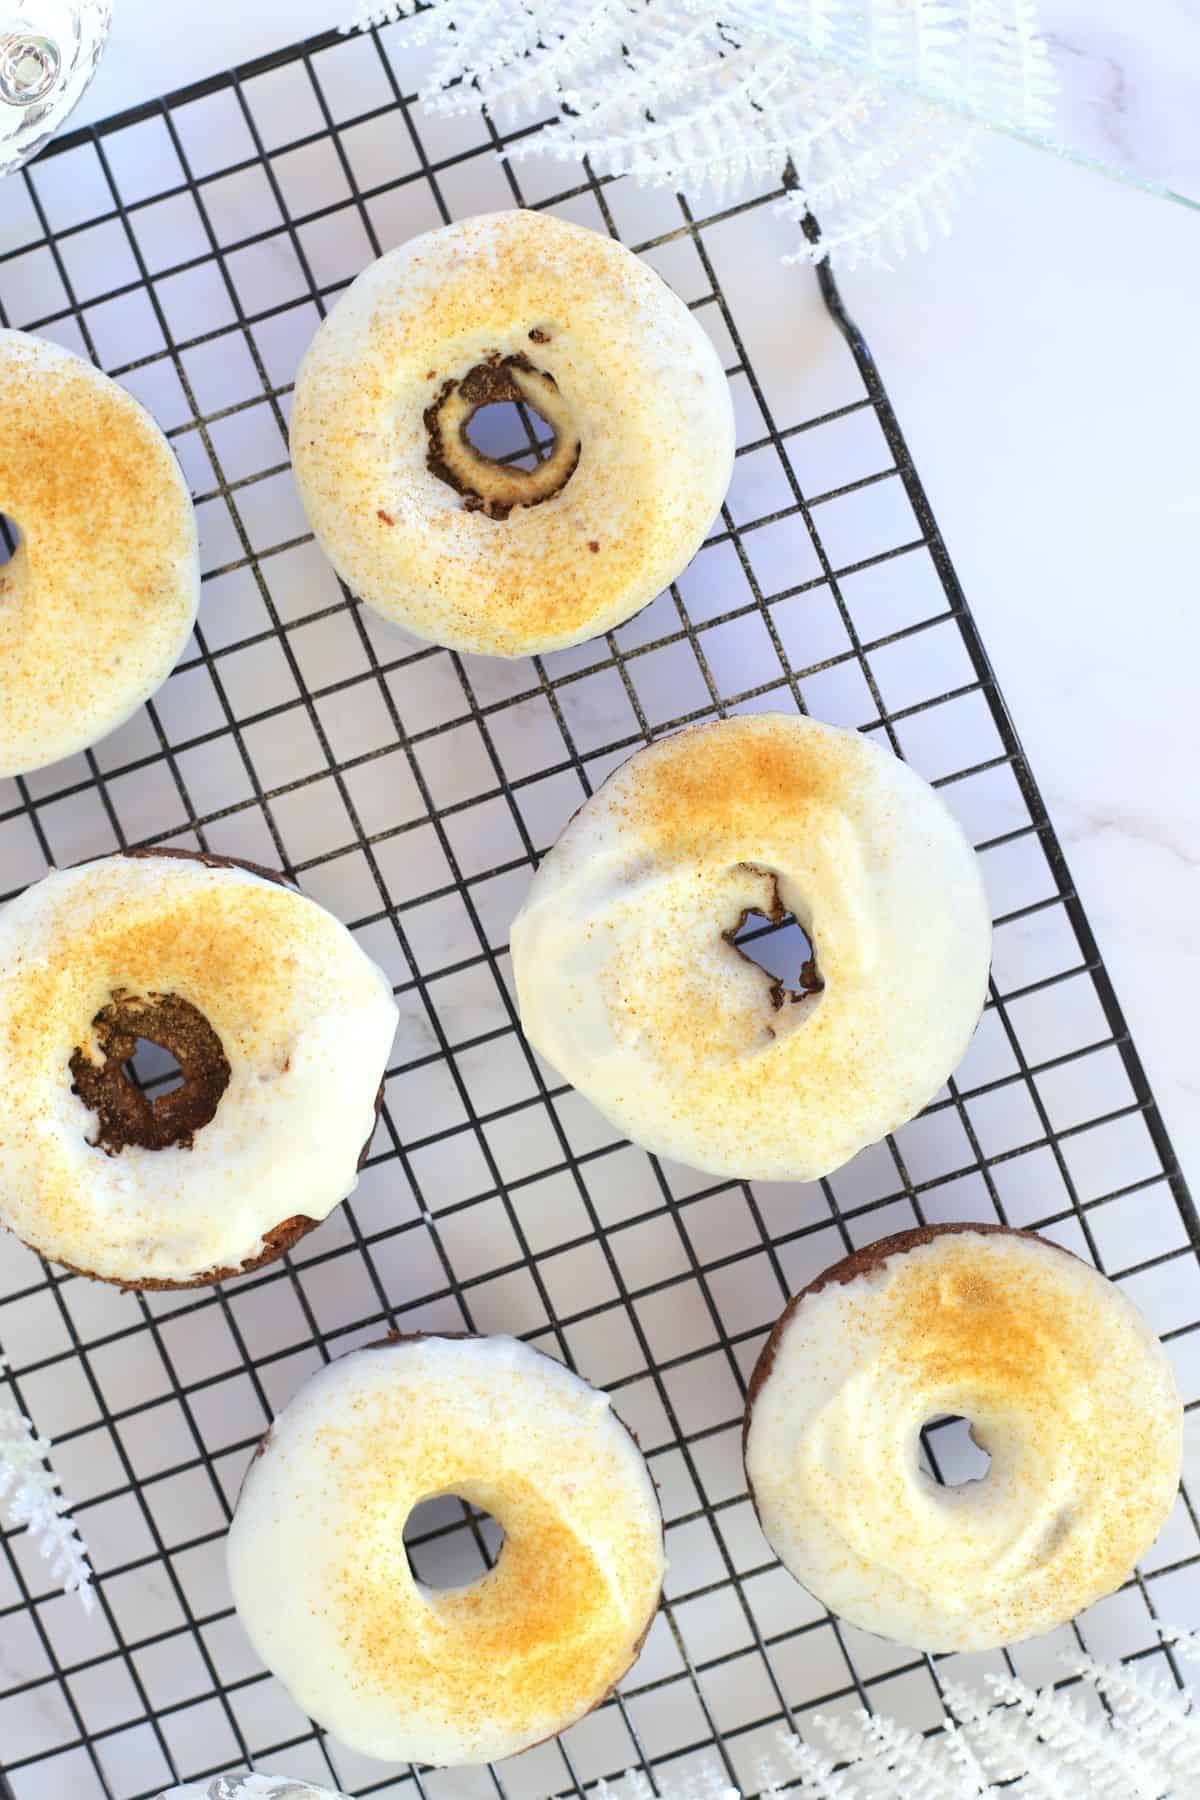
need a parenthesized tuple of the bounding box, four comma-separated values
(0, 850, 397, 1287)
(744, 1225, 1183, 1652)
(0, 330, 198, 776)
(227, 1333, 665, 1766)
(290, 209, 734, 656)
(511, 712, 992, 1181)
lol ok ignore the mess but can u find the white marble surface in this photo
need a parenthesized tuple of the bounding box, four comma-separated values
(63, 0, 1200, 1187)
(841, 137, 1200, 1188)
(1038, 0, 1200, 200)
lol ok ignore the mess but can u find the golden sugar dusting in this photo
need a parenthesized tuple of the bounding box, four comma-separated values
(588, 720, 862, 1090)
(303, 1362, 663, 1744)
(291, 210, 724, 654)
(880, 1236, 1091, 1408)
(339, 1496, 627, 1733)
(4, 876, 314, 1073)
(616, 716, 856, 859)
(0, 859, 382, 1254)
(861, 1233, 1175, 1631)
(0, 335, 195, 755)
(746, 1225, 1182, 1652)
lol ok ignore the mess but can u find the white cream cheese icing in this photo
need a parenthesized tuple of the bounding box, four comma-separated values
(744, 1228, 1183, 1652)
(227, 1334, 665, 1766)
(290, 209, 734, 656)
(0, 854, 397, 1284)
(511, 711, 992, 1181)
(0, 329, 198, 777)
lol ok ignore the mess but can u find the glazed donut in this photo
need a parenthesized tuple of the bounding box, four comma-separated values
(0, 849, 397, 1287)
(744, 1225, 1183, 1653)
(290, 209, 734, 656)
(0, 330, 198, 777)
(511, 712, 991, 1181)
(227, 1334, 665, 1766)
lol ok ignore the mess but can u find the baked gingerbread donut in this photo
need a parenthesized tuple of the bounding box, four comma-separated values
(0, 849, 397, 1287)
(228, 1333, 665, 1765)
(290, 209, 734, 656)
(744, 1225, 1183, 1652)
(0, 330, 198, 777)
(512, 712, 991, 1181)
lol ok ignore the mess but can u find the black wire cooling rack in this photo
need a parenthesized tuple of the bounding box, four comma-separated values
(1, 14, 1198, 1800)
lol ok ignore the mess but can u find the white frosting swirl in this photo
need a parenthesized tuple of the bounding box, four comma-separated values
(745, 1229, 1183, 1652)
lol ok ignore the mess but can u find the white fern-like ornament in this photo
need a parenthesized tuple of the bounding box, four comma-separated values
(160, 1780, 347, 1798)
(0, 1356, 93, 1611)
(149, 1641, 1200, 1798)
(346, 0, 1055, 267)
(578, 1634, 1200, 1800)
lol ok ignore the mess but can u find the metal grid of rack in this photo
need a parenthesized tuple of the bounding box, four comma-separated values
(1, 15, 1198, 1800)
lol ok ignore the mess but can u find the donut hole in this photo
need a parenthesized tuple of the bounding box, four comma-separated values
(733, 908, 822, 1008)
(920, 1413, 992, 1488)
(464, 400, 552, 471)
(0, 513, 18, 567)
(70, 992, 231, 1155)
(404, 1493, 505, 1590)
(426, 354, 580, 516)
(124, 1037, 185, 1098)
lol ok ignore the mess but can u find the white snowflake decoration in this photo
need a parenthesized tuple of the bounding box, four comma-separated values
(0, 1355, 93, 1611)
(160, 1781, 347, 1799)
(345, 0, 1056, 267)
(160, 1780, 346, 1798)
(152, 1639, 1200, 1798)
(581, 1637, 1200, 1800)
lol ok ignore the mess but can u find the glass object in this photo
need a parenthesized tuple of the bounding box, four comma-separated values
(0, 0, 110, 176)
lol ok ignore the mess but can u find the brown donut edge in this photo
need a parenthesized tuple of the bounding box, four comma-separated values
(30, 846, 386, 1292)
(124, 843, 296, 889)
(245, 1330, 665, 1752)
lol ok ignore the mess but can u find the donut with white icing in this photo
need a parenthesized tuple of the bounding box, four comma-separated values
(290, 210, 734, 656)
(511, 712, 991, 1181)
(0, 850, 397, 1287)
(227, 1334, 665, 1766)
(744, 1225, 1183, 1653)
(0, 330, 198, 777)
